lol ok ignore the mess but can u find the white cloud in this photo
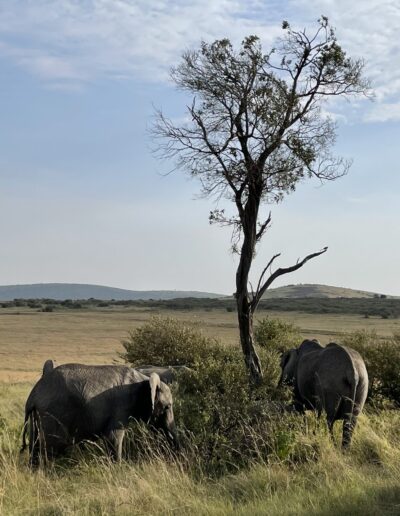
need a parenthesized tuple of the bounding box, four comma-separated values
(0, 0, 281, 86)
(364, 102, 400, 122)
(0, 0, 399, 121)
(290, 0, 400, 122)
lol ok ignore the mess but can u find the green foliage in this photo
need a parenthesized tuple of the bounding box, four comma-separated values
(1, 295, 399, 318)
(173, 348, 287, 473)
(342, 331, 400, 407)
(122, 316, 222, 367)
(122, 317, 400, 474)
(254, 317, 301, 352)
(122, 317, 292, 474)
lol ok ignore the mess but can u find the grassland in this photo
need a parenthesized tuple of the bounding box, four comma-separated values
(1, 305, 399, 383)
(1, 306, 400, 514)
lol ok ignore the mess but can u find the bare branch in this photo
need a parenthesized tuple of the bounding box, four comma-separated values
(251, 252, 281, 307)
(256, 211, 272, 241)
(252, 247, 328, 310)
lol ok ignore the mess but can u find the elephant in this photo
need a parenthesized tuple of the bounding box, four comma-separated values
(136, 365, 191, 384)
(279, 339, 368, 448)
(42, 359, 57, 376)
(20, 363, 178, 466)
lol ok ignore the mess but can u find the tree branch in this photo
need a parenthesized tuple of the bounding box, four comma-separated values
(251, 252, 281, 308)
(251, 246, 328, 311)
(256, 211, 272, 241)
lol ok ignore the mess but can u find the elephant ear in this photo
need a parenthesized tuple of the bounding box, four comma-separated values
(280, 350, 292, 370)
(42, 359, 57, 376)
(149, 373, 161, 411)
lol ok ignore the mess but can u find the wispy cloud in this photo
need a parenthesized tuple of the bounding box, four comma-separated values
(364, 102, 400, 123)
(0, 0, 399, 121)
(0, 0, 282, 86)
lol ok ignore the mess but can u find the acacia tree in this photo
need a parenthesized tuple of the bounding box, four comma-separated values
(154, 18, 369, 383)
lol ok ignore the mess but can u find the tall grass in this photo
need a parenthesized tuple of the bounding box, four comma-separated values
(1, 318, 400, 514)
(1, 402, 400, 514)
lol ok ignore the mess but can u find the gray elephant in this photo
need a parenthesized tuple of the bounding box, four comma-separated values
(21, 363, 178, 465)
(136, 365, 191, 384)
(279, 339, 368, 448)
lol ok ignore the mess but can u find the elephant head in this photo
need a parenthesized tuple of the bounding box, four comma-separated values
(278, 340, 322, 387)
(278, 348, 299, 386)
(149, 373, 179, 448)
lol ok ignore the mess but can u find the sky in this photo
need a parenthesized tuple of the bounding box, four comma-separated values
(0, 0, 399, 296)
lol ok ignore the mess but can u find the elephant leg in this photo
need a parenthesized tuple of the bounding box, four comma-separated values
(342, 410, 359, 449)
(327, 420, 335, 439)
(342, 397, 359, 449)
(323, 392, 342, 443)
(105, 429, 125, 462)
(114, 429, 125, 462)
(342, 419, 355, 449)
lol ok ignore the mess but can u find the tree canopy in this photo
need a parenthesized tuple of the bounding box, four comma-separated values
(154, 17, 370, 382)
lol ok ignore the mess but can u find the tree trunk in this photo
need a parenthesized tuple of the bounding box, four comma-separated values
(234, 175, 264, 383)
(236, 293, 262, 383)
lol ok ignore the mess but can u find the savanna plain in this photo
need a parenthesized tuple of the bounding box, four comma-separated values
(1, 306, 400, 514)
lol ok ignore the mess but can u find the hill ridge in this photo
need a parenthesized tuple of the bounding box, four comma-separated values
(0, 282, 396, 301)
(0, 283, 223, 301)
(263, 283, 397, 299)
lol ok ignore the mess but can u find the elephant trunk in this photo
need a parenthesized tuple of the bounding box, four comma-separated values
(165, 424, 180, 450)
(277, 372, 284, 387)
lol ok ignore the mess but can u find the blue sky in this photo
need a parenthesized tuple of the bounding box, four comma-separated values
(0, 0, 399, 295)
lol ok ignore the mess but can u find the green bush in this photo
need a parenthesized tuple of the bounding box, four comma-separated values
(254, 316, 301, 352)
(122, 317, 291, 475)
(342, 330, 400, 407)
(122, 316, 222, 367)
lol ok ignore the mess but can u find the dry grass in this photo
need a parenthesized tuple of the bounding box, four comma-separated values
(0, 393, 399, 514)
(0, 306, 398, 383)
(1, 308, 400, 513)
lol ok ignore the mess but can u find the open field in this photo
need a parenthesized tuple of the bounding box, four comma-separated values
(1, 307, 400, 514)
(0, 306, 399, 383)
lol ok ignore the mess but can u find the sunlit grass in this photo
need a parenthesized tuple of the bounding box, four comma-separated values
(1, 383, 400, 515)
(1, 310, 400, 514)
(1, 307, 399, 383)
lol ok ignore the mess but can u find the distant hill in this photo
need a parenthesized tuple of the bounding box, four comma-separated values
(0, 282, 395, 302)
(0, 283, 223, 301)
(262, 283, 396, 299)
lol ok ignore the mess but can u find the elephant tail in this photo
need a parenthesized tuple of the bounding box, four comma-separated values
(20, 408, 33, 453)
(341, 371, 358, 448)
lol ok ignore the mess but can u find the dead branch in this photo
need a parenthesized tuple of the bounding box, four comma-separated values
(251, 247, 328, 311)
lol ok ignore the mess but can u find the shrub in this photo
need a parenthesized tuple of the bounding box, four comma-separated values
(122, 317, 292, 475)
(342, 330, 400, 407)
(122, 316, 222, 367)
(254, 317, 301, 352)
